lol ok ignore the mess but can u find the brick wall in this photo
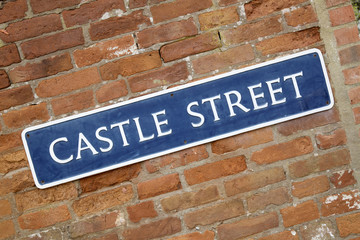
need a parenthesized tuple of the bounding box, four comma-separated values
(0, 0, 360, 239)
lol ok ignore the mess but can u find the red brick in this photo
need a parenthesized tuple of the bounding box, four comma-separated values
(100, 51, 162, 80)
(251, 136, 313, 165)
(316, 128, 347, 149)
(336, 212, 360, 237)
(292, 175, 330, 198)
(0, 199, 12, 217)
(0, 220, 15, 239)
(321, 190, 360, 216)
(335, 26, 360, 46)
(326, 0, 348, 7)
(80, 163, 141, 193)
(15, 182, 77, 212)
(145, 145, 208, 173)
(289, 149, 351, 178)
(0, 150, 27, 174)
(220, 16, 283, 45)
(160, 32, 221, 62)
(30, 0, 81, 13)
(300, 220, 336, 240)
(244, 0, 307, 20)
(0, 14, 62, 43)
(74, 35, 135, 68)
(329, 5, 356, 27)
(219, 0, 237, 6)
(0, 70, 10, 89)
(18, 205, 70, 230)
(354, 107, 360, 124)
(349, 86, 360, 104)
(339, 45, 360, 65)
(284, 5, 317, 27)
(192, 44, 255, 74)
(169, 231, 215, 240)
(96, 80, 128, 103)
(9, 53, 73, 83)
(129, 62, 189, 93)
(0, 131, 23, 152)
(91, 233, 119, 240)
(137, 18, 198, 48)
(129, 0, 147, 8)
(184, 199, 245, 228)
(277, 108, 340, 136)
(151, 0, 213, 23)
(0, 0, 27, 24)
(211, 127, 273, 154)
(127, 201, 158, 223)
(51, 90, 94, 116)
(344, 66, 360, 85)
(22, 228, 63, 240)
(0, 170, 34, 195)
(256, 27, 321, 55)
(72, 185, 133, 216)
(184, 156, 247, 185)
(161, 185, 220, 212)
(247, 187, 291, 212)
(281, 200, 320, 227)
(225, 167, 286, 196)
(217, 212, 279, 240)
(63, 0, 125, 27)
(36, 67, 101, 98)
(330, 169, 357, 188)
(89, 10, 150, 41)
(0, 44, 21, 67)
(21, 28, 84, 59)
(3, 103, 49, 129)
(137, 173, 181, 199)
(198, 6, 239, 30)
(69, 211, 119, 238)
(122, 217, 181, 240)
(259, 230, 299, 240)
(0, 85, 34, 111)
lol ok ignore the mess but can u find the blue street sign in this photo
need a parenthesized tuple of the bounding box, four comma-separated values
(22, 49, 333, 189)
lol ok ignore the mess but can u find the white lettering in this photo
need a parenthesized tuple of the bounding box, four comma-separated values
(187, 101, 205, 128)
(266, 78, 286, 105)
(95, 126, 113, 152)
(248, 83, 268, 110)
(284, 71, 303, 98)
(49, 137, 74, 164)
(224, 90, 250, 116)
(111, 120, 130, 146)
(152, 110, 172, 137)
(133, 117, 155, 142)
(76, 133, 99, 160)
(202, 95, 221, 121)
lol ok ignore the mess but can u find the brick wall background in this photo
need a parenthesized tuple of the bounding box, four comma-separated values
(1, 0, 360, 239)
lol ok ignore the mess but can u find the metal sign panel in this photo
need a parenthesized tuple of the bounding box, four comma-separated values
(22, 49, 334, 189)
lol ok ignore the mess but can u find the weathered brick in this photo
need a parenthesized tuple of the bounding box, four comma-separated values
(225, 167, 286, 196)
(0, 44, 21, 67)
(192, 44, 255, 74)
(251, 136, 313, 165)
(0, 14, 62, 43)
(137, 18, 198, 48)
(3, 102, 49, 129)
(21, 28, 84, 59)
(184, 156, 247, 185)
(0, 199, 12, 217)
(292, 175, 330, 198)
(151, 0, 213, 23)
(80, 163, 141, 193)
(258, 230, 299, 240)
(220, 16, 282, 45)
(0, 170, 34, 195)
(0, 70, 10, 89)
(129, 62, 189, 93)
(326, 0, 348, 7)
(137, 173, 181, 199)
(256, 27, 321, 55)
(100, 51, 162, 80)
(129, 0, 147, 8)
(160, 32, 221, 62)
(0, 0, 27, 24)
(89, 10, 150, 41)
(218, 0, 237, 5)
(0, 220, 15, 239)
(300, 220, 336, 240)
(344, 66, 360, 85)
(334, 26, 360, 46)
(316, 128, 347, 149)
(74, 35, 135, 68)
(161, 185, 220, 212)
(51, 90, 94, 116)
(15, 182, 77, 212)
(339, 45, 360, 65)
(281, 200, 320, 227)
(330, 169, 357, 188)
(127, 201, 157, 223)
(96, 80, 128, 103)
(30, 0, 81, 13)
(72, 185, 133, 216)
(9, 53, 73, 83)
(217, 212, 279, 240)
(91, 233, 119, 240)
(36, 67, 101, 98)
(354, 107, 360, 124)
(247, 187, 291, 212)
(211, 127, 273, 154)
(321, 190, 360, 216)
(63, 0, 125, 27)
(22, 229, 64, 240)
(18, 205, 71, 230)
(289, 149, 351, 178)
(0, 150, 27, 174)
(336, 212, 360, 237)
(198, 6, 239, 30)
(0, 131, 23, 152)
(145, 145, 208, 173)
(284, 5, 317, 27)
(168, 231, 215, 240)
(0, 85, 34, 111)
(329, 5, 356, 27)
(277, 108, 340, 136)
(349, 86, 360, 104)
(244, 0, 307, 20)
(122, 217, 181, 240)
